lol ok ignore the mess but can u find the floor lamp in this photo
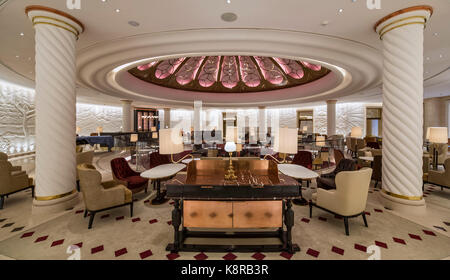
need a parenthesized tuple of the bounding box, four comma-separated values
(265, 127, 298, 163)
(159, 128, 193, 163)
(351, 127, 362, 158)
(428, 127, 448, 170)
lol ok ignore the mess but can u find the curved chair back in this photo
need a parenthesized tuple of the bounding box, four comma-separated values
(111, 158, 136, 180)
(292, 151, 313, 169)
(334, 159, 356, 174)
(77, 163, 103, 210)
(372, 155, 382, 181)
(0, 152, 8, 161)
(334, 149, 345, 165)
(335, 168, 373, 216)
(149, 152, 171, 169)
(76, 150, 94, 180)
(0, 161, 13, 192)
(366, 142, 380, 149)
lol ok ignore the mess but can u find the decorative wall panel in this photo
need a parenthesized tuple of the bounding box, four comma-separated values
(314, 103, 366, 135)
(0, 82, 35, 154)
(76, 103, 122, 136)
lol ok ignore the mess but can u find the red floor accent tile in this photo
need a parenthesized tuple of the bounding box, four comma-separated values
(91, 245, 104, 254)
(393, 237, 406, 245)
(306, 248, 320, 258)
(167, 221, 172, 225)
(408, 234, 422, 241)
(280, 251, 293, 260)
(149, 219, 158, 224)
(75, 210, 84, 214)
(140, 249, 153, 259)
(116, 216, 124, 221)
(132, 218, 141, 223)
(115, 248, 128, 257)
(318, 217, 327, 222)
(251, 252, 266, 260)
(374, 209, 383, 213)
(364, 212, 371, 216)
(169, 201, 175, 205)
(375, 241, 388, 249)
(21, 232, 34, 238)
(167, 253, 180, 260)
(74, 242, 83, 248)
(301, 218, 310, 223)
(51, 239, 64, 247)
(194, 253, 209, 260)
(222, 252, 237, 260)
(35, 235, 48, 243)
(423, 230, 436, 236)
(100, 214, 110, 219)
(331, 246, 344, 255)
(354, 244, 367, 252)
(334, 215, 343, 220)
(144, 199, 150, 203)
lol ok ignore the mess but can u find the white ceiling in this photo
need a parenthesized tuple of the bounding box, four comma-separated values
(0, 0, 449, 108)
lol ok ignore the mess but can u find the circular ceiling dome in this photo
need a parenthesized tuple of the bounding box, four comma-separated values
(128, 56, 330, 93)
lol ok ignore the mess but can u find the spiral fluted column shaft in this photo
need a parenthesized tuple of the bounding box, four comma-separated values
(375, 6, 432, 203)
(121, 100, 133, 132)
(27, 7, 84, 201)
(326, 100, 337, 136)
(258, 106, 267, 143)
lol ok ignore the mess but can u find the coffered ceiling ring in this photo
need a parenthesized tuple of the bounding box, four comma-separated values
(77, 28, 382, 107)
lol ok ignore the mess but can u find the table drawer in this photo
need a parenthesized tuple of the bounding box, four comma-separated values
(183, 201, 233, 228)
(233, 201, 283, 228)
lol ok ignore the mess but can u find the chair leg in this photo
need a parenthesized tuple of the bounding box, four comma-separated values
(362, 212, 368, 227)
(309, 203, 313, 218)
(130, 202, 134, 217)
(31, 186, 35, 198)
(344, 217, 349, 236)
(0, 195, 4, 209)
(76, 180, 80, 192)
(83, 209, 88, 218)
(88, 212, 96, 229)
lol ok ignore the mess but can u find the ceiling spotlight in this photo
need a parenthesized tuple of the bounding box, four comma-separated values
(20, 32, 24, 36)
(433, 32, 438, 36)
(15, 55, 20, 58)
(221, 12, 237, 22)
(101, 0, 107, 2)
(115, 9, 120, 13)
(440, 54, 444, 58)
(321, 20, 329, 26)
(338, 8, 343, 13)
(226, 0, 231, 3)
(426, 57, 430, 60)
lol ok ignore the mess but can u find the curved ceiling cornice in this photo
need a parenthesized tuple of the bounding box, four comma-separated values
(76, 28, 382, 107)
(128, 56, 331, 93)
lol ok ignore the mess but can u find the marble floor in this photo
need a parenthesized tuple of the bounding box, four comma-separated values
(0, 152, 449, 260)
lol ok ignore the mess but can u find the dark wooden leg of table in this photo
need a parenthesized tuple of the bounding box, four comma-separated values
(284, 199, 295, 253)
(151, 179, 168, 205)
(293, 179, 308, 206)
(169, 199, 182, 253)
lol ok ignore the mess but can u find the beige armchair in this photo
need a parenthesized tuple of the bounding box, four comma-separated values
(76, 150, 94, 191)
(77, 163, 133, 229)
(310, 168, 373, 235)
(428, 158, 450, 191)
(0, 159, 34, 209)
(0, 152, 22, 172)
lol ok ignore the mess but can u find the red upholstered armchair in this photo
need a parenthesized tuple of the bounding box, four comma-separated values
(149, 152, 171, 169)
(111, 158, 149, 194)
(292, 151, 313, 169)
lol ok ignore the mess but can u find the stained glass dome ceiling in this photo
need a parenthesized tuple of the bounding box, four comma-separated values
(128, 56, 331, 93)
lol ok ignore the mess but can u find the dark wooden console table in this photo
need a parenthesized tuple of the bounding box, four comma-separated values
(165, 159, 301, 254)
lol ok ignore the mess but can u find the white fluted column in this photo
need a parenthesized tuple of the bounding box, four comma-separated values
(26, 6, 84, 212)
(193, 101, 202, 144)
(374, 6, 433, 214)
(121, 100, 133, 132)
(258, 106, 267, 143)
(164, 108, 171, 128)
(326, 100, 337, 136)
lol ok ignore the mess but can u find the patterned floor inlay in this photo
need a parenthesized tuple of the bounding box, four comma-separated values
(194, 252, 209, 260)
(34, 235, 48, 243)
(11, 227, 24, 233)
(2, 223, 14, 228)
(222, 252, 237, 260)
(139, 249, 153, 259)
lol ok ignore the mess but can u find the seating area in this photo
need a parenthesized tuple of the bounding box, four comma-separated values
(0, 1, 449, 264)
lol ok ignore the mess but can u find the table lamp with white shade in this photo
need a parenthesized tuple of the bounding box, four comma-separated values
(224, 127, 239, 180)
(159, 128, 193, 163)
(428, 127, 448, 169)
(265, 127, 298, 163)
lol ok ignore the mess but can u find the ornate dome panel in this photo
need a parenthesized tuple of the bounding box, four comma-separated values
(128, 56, 330, 93)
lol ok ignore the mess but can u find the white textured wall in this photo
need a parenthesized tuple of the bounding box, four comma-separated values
(76, 103, 123, 136)
(0, 81, 35, 154)
(314, 103, 366, 135)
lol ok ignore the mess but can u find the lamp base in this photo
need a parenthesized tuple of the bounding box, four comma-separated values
(224, 153, 237, 180)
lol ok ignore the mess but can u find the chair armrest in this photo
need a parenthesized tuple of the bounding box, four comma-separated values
(10, 174, 30, 192)
(316, 188, 338, 211)
(11, 170, 26, 177)
(321, 172, 335, 178)
(100, 185, 128, 208)
(11, 166, 22, 171)
(101, 180, 121, 189)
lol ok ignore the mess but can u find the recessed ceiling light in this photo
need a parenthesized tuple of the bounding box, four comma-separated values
(434, 32, 438, 36)
(20, 32, 24, 36)
(101, 0, 107, 2)
(115, 9, 120, 13)
(426, 57, 430, 60)
(221, 12, 237, 22)
(338, 8, 343, 13)
(15, 55, 20, 58)
(226, 0, 231, 3)
(321, 20, 329, 26)
(440, 54, 444, 58)
(128, 21, 140, 27)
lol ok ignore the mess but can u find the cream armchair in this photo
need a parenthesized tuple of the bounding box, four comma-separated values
(76, 150, 94, 191)
(309, 168, 373, 235)
(0, 160, 34, 209)
(0, 152, 22, 172)
(428, 158, 450, 191)
(77, 163, 133, 229)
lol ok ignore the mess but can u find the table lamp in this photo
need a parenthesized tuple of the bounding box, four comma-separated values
(302, 126, 308, 133)
(351, 126, 362, 157)
(76, 126, 81, 135)
(316, 135, 326, 147)
(159, 128, 193, 163)
(428, 127, 448, 169)
(265, 127, 298, 163)
(96, 126, 103, 136)
(224, 127, 238, 180)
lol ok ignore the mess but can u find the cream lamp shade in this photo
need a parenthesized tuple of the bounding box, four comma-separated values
(224, 142, 237, 153)
(96, 126, 103, 134)
(76, 126, 81, 134)
(351, 127, 362, 138)
(236, 143, 243, 152)
(302, 126, 308, 132)
(274, 127, 298, 154)
(428, 127, 448, 143)
(130, 134, 138, 143)
(426, 127, 431, 140)
(316, 136, 326, 147)
(226, 126, 238, 143)
(159, 128, 184, 155)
